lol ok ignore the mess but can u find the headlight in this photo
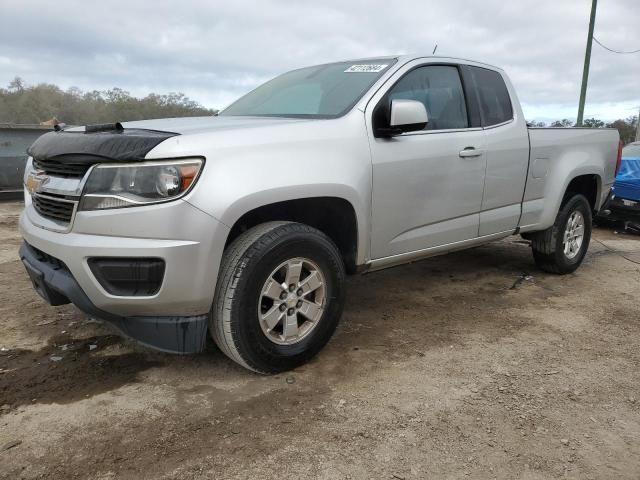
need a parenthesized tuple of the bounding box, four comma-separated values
(23, 157, 34, 185)
(79, 158, 203, 211)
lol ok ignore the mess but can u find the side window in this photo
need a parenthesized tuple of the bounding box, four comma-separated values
(468, 67, 513, 126)
(375, 66, 469, 131)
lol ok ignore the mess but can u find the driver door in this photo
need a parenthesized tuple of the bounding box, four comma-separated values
(367, 63, 487, 259)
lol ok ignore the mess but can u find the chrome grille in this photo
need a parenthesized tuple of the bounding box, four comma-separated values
(32, 194, 77, 223)
(33, 158, 91, 178)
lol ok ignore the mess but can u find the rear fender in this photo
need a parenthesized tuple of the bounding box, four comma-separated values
(520, 128, 617, 232)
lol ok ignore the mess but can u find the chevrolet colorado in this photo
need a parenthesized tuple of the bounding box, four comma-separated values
(19, 55, 621, 373)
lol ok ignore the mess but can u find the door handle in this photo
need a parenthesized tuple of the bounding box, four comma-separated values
(459, 147, 484, 158)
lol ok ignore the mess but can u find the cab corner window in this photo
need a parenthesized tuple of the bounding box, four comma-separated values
(375, 65, 469, 133)
(469, 66, 513, 127)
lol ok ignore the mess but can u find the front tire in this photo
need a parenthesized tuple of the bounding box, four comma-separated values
(210, 221, 346, 373)
(529, 194, 592, 274)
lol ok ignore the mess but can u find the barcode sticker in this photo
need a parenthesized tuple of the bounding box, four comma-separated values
(344, 64, 388, 73)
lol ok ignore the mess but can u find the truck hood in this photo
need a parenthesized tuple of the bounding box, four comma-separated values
(27, 116, 312, 165)
(121, 115, 311, 136)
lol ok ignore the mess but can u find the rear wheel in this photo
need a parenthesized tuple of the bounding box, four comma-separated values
(529, 194, 592, 274)
(210, 221, 346, 373)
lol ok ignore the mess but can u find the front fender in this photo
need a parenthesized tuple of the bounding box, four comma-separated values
(214, 184, 369, 265)
(147, 113, 374, 265)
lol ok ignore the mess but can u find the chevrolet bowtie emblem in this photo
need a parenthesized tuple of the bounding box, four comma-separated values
(25, 171, 48, 194)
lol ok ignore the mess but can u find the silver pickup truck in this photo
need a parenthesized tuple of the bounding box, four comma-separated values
(19, 55, 621, 373)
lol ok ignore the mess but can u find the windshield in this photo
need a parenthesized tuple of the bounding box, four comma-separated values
(220, 59, 396, 119)
(623, 144, 640, 158)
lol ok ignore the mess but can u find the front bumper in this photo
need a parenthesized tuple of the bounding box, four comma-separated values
(19, 199, 230, 353)
(20, 241, 208, 353)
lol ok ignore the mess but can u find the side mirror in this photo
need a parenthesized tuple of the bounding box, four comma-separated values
(389, 99, 429, 132)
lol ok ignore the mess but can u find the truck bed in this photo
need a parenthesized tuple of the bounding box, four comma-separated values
(519, 127, 620, 232)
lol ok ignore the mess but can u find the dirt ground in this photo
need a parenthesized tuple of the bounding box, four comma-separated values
(1, 200, 639, 480)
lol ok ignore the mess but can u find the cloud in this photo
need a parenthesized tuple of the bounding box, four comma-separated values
(0, 0, 638, 120)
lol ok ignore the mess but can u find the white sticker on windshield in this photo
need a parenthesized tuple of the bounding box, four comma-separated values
(344, 64, 388, 73)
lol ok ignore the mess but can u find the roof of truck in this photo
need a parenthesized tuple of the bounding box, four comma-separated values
(344, 54, 502, 71)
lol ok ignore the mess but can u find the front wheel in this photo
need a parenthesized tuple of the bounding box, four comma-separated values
(529, 194, 592, 274)
(210, 221, 346, 373)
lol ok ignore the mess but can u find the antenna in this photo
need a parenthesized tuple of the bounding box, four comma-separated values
(432, 44, 438, 55)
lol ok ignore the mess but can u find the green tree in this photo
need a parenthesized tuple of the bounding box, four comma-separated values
(607, 116, 638, 145)
(0, 78, 217, 125)
(582, 118, 605, 128)
(550, 119, 573, 127)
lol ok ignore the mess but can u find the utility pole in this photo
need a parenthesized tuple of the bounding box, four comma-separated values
(576, 0, 598, 127)
(636, 106, 640, 142)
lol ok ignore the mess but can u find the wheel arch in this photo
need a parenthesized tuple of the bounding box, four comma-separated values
(563, 173, 602, 212)
(542, 172, 602, 231)
(522, 168, 604, 233)
(223, 194, 362, 274)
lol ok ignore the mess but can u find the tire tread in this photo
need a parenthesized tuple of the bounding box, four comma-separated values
(211, 221, 292, 372)
(530, 194, 592, 275)
(211, 221, 343, 374)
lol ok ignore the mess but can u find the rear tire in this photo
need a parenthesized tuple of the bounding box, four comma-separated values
(529, 194, 592, 274)
(210, 221, 346, 374)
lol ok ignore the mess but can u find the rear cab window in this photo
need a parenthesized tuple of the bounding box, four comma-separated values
(465, 66, 513, 127)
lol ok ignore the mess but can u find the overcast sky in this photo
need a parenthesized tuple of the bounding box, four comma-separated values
(1, 0, 638, 122)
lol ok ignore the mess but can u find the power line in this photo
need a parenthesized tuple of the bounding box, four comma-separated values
(593, 36, 640, 54)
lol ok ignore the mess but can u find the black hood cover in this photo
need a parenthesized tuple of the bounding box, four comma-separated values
(28, 125, 179, 164)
